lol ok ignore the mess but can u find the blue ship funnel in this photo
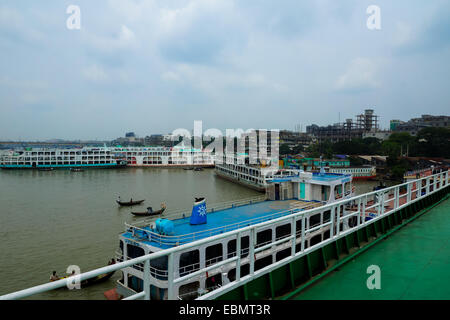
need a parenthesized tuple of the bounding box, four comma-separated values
(190, 197, 207, 225)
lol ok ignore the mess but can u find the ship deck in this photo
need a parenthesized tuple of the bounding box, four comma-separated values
(289, 196, 450, 300)
(123, 199, 323, 249)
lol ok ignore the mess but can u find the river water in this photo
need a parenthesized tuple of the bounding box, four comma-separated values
(0, 168, 391, 299)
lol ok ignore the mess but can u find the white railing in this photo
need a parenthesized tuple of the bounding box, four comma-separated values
(0, 171, 448, 301)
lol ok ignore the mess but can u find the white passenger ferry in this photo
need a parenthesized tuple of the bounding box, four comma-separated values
(327, 166, 376, 180)
(114, 169, 355, 300)
(0, 146, 126, 169)
(110, 146, 214, 168)
(214, 154, 276, 191)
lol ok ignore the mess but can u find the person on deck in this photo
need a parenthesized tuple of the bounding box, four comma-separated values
(50, 271, 59, 282)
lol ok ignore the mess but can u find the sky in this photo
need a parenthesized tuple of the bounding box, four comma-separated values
(0, 0, 449, 140)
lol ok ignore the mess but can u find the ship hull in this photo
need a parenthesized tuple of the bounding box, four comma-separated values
(0, 163, 126, 170)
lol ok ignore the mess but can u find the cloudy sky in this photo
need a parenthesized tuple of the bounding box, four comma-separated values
(0, 0, 449, 140)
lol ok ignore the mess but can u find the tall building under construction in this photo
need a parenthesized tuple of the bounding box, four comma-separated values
(306, 109, 380, 142)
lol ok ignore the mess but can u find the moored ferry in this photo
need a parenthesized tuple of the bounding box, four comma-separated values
(114, 169, 355, 300)
(214, 154, 277, 191)
(327, 166, 376, 180)
(0, 146, 127, 169)
(110, 146, 214, 168)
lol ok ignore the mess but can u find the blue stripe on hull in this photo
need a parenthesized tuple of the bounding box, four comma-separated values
(0, 163, 123, 169)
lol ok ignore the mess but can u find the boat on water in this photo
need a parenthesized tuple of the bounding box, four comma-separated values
(70, 168, 84, 172)
(110, 146, 214, 168)
(112, 169, 355, 300)
(117, 199, 145, 207)
(52, 261, 116, 288)
(0, 146, 127, 170)
(131, 204, 166, 217)
(38, 167, 54, 172)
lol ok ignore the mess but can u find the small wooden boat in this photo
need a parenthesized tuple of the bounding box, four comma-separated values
(116, 199, 145, 206)
(70, 168, 84, 172)
(131, 204, 166, 217)
(53, 268, 115, 288)
(82, 270, 115, 287)
(194, 167, 203, 171)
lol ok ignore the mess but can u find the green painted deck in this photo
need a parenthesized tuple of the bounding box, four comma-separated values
(289, 197, 450, 300)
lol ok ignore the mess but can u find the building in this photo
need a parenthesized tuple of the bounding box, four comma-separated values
(362, 130, 391, 140)
(392, 115, 450, 136)
(306, 109, 380, 143)
(279, 130, 313, 148)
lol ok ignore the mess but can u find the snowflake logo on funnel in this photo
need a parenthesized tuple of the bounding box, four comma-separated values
(198, 205, 207, 216)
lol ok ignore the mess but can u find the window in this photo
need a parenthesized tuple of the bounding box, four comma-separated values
(205, 274, 222, 290)
(256, 229, 272, 248)
(276, 248, 291, 262)
(227, 264, 250, 282)
(179, 250, 200, 277)
(205, 244, 223, 266)
(255, 255, 273, 271)
(310, 234, 322, 247)
(296, 219, 303, 235)
(309, 213, 321, 228)
(178, 282, 200, 300)
(276, 224, 291, 240)
(127, 244, 144, 259)
(150, 256, 168, 280)
(323, 210, 331, 223)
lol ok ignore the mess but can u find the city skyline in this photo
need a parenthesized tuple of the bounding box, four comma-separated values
(1, 0, 449, 140)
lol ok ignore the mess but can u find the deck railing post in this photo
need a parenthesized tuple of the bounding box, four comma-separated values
(249, 228, 255, 276)
(380, 192, 385, 216)
(291, 216, 296, 256)
(301, 214, 306, 252)
(407, 182, 411, 203)
(330, 206, 335, 238)
(236, 232, 241, 282)
(394, 186, 399, 210)
(144, 259, 151, 300)
(336, 206, 340, 236)
(357, 197, 362, 227)
(167, 253, 175, 300)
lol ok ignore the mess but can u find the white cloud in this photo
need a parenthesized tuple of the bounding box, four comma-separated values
(391, 21, 415, 47)
(161, 71, 181, 82)
(336, 58, 380, 91)
(82, 65, 108, 82)
(84, 24, 138, 54)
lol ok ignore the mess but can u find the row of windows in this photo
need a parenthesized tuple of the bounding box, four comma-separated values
(24, 151, 110, 155)
(216, 166, 264, 184)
